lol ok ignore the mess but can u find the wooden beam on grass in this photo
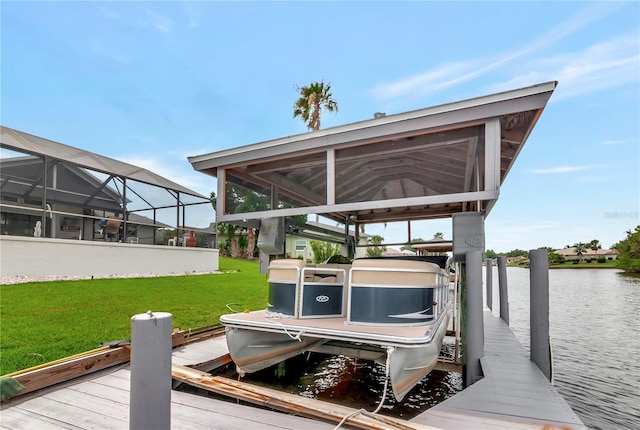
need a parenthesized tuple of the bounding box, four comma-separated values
(4, 345, 131, 400)
(2, 325, 226, 402)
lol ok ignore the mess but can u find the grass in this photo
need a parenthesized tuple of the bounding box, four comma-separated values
(549, 260, 619, 269)
(0, 257, 267, 375)
(508, 260, 619, 269)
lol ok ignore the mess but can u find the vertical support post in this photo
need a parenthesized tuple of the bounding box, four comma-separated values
(41, 157, 48, 237)
(327, 148, 335, 205)
(175, 191, 181, 244)
(216, 167, 225, 217)
(484, 118, 501, 194)
(122, 177, 127, 242)
(497, 256, 509, 324)
(485, 258, 493, 310)
(529, 249, 552, 381)
(464, 250, 484, 387)
(130, 311, 172, 430)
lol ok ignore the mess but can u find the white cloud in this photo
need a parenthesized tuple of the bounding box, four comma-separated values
(601, 139, 632, 146)
(138, 10, 172, 33)
(530, 165, 590, 174)
(370, 3, 637, 106)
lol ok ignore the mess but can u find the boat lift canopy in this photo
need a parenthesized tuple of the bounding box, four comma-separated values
(189, 82, 557, 234)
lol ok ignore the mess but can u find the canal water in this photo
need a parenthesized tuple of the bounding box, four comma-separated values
(214, 267, 639, 428)
(501, 267, 640, 430)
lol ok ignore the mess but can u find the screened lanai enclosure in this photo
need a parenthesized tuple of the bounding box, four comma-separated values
(0, 127, 218, 279)
(0, 126, 214, 246)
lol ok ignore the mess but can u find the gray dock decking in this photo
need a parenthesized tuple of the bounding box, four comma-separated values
(1, 311, 587, 429)
(412, 310, 587, 429)
(0, 337, 334, 430)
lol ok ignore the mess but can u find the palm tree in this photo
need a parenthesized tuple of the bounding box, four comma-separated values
(589, 239, 602, 255)
(293, 80, 338, 131)
(366, 234, 385, 257)
(218, 222, 241, 257)
(573, 242, 587, 262)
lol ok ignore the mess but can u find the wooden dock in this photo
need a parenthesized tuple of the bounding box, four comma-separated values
(412, 310, 587, 429)
(1, 312, 587, 430)
(0, 337, 337, 430)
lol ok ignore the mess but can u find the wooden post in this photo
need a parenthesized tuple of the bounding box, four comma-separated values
(130, 311, 172, 430)
(464, 250, 484, 387)
(497, 256, 509, 324)
(529, 249, 552, 381)
(485, 258, 493, 310)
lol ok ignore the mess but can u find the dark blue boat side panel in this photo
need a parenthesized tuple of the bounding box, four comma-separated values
(350, 286, 434, 324)
(301, 284, 343, 317)
(267, 282, 296, 316)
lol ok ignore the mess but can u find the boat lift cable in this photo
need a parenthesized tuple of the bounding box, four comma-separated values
(331, 346, 395, 430)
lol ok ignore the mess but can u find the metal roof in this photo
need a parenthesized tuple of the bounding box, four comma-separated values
(190, 81, 557, 226)
(1, 126, 207, 199)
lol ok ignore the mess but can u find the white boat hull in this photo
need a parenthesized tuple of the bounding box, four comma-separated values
(222, 303, 451, 401)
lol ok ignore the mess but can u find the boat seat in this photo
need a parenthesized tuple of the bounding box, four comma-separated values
(299, 263, 350, 319)
(267, 259, 306, 317)
(348, 258, 445, 325)
(303, 263, 351, 284)
(269, 259, 305, 282)
(350, 258, 441, 286)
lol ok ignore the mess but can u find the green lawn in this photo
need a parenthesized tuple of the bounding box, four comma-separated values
(549, 260, 619, 269)
(508, 260, 619, 269)
(0, 257, 267, 375)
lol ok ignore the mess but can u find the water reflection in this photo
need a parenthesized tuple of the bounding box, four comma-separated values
(221, 351, 462, 419)
(496, 267, 640, 430)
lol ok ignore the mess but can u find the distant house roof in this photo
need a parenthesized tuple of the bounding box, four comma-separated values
(555, 247, 618, 257)
(507, 255, 527, 262)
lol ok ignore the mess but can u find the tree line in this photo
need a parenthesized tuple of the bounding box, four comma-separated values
(485, 227, 640, 272)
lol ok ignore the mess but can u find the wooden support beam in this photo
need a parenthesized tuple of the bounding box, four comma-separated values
(5, 345, 131, 399)
(172, 364, 441, 430)
(2, 325, 226, 402)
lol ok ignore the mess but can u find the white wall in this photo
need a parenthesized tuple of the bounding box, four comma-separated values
(0, 236, 219, 278)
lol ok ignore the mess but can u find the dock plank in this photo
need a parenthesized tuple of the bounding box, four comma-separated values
(4, 395, 127, 430)
(0, 341, 337, 430)
(0, 406, 84, 430)
(172, 335, 229, 367)
(411, 310, 587, 429)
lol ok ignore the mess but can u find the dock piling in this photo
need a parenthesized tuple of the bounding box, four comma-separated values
(529, 249, 552, 381)
(130, 311, 172, 430)
(464, 250, 484, 387)
(485, 258, 493, 310)
(497, 256, 509, 324)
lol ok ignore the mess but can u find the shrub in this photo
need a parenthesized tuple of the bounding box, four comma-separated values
(597, 257, 606, 263)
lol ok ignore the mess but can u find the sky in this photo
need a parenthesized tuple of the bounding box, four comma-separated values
(2, 1, 639, 252)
